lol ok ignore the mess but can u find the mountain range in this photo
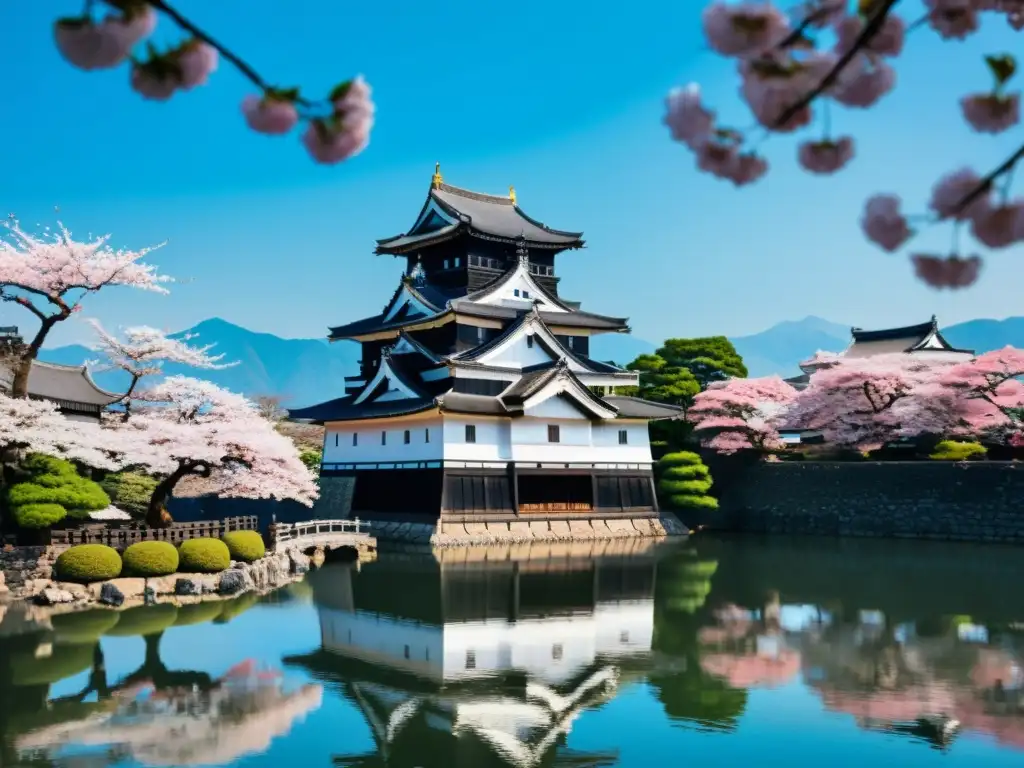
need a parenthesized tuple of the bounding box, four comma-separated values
(35, 315, 1024, 407)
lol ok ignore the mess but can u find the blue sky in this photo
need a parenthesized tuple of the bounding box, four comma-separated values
(2, 1, 1023, 348)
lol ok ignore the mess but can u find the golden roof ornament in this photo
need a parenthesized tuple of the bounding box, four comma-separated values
(509, 185, 517, 204)
(432, 162, 443, 189)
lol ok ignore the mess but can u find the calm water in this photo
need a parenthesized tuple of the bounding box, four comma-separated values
(3, 535, 1024, 767)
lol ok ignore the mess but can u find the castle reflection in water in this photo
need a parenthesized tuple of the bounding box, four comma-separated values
(285, 538, 1024, 767)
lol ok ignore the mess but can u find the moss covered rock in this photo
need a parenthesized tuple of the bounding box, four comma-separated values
(51, 610, 121, 645)
(122, 541, 179, 577)
(104, 604, 179, 637)
(178, 538, 231, 573)
(221, 531, 266, 563)
(656, 452, 719, 511)
(55, 544, 123, 583)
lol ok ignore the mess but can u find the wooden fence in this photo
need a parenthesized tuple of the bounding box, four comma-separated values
(51, 516, 259, 550)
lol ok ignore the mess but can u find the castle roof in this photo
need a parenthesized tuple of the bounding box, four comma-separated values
(375, 168, 584, 255)
(0, 358, 122, 414)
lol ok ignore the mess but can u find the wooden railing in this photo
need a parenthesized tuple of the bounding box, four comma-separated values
(52, 516, 259, 550)
(519, 503, 593, 513)
(269, 518, 366, 548)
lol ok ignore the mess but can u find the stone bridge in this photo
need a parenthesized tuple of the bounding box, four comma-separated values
(269, 518, 377, 564)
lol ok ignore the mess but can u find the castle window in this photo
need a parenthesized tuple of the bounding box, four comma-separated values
(404, 430, 411, 444)
(465, 424, 477, 443)
(353, 433, 358, 447)
(522, 290, 530, 299)
(514, 289, 521, 297)
(466, 650, 477, 670)
(381, 431, 387, 445)
(335, 433, 339, 447)
(618, 429, 628, 445)
(527, 335, 534, 348)
(548, 425, 560, 443)
(454, 257, 461, 267)
(552, 644, 564, 660)
(443, 258, 450, 269)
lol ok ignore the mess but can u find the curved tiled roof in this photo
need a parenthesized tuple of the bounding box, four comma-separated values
(0, 359, 122, 409)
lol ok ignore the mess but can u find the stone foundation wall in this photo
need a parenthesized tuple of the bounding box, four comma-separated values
(708, 460, 1024, 543)
(312, 476, 355, 518)
(0, 545, 67, 599)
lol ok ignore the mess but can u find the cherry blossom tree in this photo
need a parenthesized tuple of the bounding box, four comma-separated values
(53, 1, 374, 165)
(0, 218, 170, 399)
(114, 376, 317, 527)
(665, 1, 1024, 291)
(86, 319, 236, 419)
(901, 346, 1024, 441)
(783, 353, 940, 449)
(689, 376, 798, 452)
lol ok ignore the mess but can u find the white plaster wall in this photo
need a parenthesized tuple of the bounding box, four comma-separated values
(484, 333, 556, 369)
(472, 267, 565, 313)
(508, 418, 653, 464)
(319, 608, 444, 677)
(443, 416, 512, 462)
(524, 397, 585, 420)
(324, 418, 444, 464)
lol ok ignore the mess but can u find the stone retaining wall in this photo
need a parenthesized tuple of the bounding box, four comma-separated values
(706, 460, 1024, 543)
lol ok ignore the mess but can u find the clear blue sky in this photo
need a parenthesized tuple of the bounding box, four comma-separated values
(2, 1, 1022, 347)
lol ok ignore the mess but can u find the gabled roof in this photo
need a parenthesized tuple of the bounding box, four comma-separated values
(462, 247, 574, 313)
(375, 171, 584, 255)
(499, 359, 619, 420)
(353, 348, 433, 406)
(0, 358, 122, 409)
(601, 395, 683, 420)
(287, 395, 437, 424)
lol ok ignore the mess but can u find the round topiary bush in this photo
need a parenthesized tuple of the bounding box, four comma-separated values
(7, 454, 111, 528)
(51, 609, 121, 645)
(656, 451, 719, 511)
(930, 440, 987, 462)
(13, 502, 67, 529)
(122, 541, 180, 577)
(55, 544, 123, 583)
(221, 530, 266, 563)
(178, 538, 231, 573)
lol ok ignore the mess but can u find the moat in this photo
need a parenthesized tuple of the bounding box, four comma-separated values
(2, 535, 1024, 767)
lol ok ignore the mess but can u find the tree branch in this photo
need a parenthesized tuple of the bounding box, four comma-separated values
(953, 141, 1024, 217)
(773, 0, 903, 130)
(119, 0, 315, 107)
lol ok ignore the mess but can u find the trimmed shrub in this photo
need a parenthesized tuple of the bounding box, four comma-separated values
(299, 448, 322, 473)
(11, 643, 95, 687)
(122, 541, 179, 577)
(51, 610, 121, 645)
(178, 538, 231, 573)
(174, 601, 227, 627)
(55, 544, 123, 583)
(99, 472, 158, 518)
(222, 530, 266, 563)
(930, 440, 987, 461)
(104, 604, 179, 637)
(656, 452, 719, 511)
(7, 454, 111, 528)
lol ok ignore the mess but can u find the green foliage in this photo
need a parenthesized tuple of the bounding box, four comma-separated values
(657, 452, 719, 511)
(99, 472, 158, 518)
(122, 541, 180, 577)
(7, 454, 110, 529)
(104, 604, 179, 637)
(222, 530, 266, 562)
(299, 448, 322, 473)
(11, 643, 96, 687)
(658, 337, 747, 385)
(216, 592, 259, 623)
(930, 440, 987, 461)
(51, 609, 121, 645)
(55, 544, 123, 583)
(178, 537, 231, 573)
(627, 353, 700, 407)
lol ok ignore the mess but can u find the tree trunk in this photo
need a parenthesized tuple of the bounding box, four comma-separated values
(10, 314, 62, 399)
(146, 460, 202, 528)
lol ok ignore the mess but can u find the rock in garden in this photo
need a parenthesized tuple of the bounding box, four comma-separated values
(287, 548, 310, 575)
(36, 588, 75, 605)
(99, 581, 125, 607)
(174, 577, 202, 596)
(218, 569, 247, 595)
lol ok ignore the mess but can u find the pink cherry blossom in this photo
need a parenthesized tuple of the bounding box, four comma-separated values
(834, 13, 906, 58)
(739, 56, 824, 132)
(664, 84, 715, 149)
(130, 64, 178, 101)
(833, 55, 896, 108)
(695, 138, 769, 186)
(53, 8, 156, 71)
(302, 76, 375, 165)
(928, 167, 992, 221)
(970, 201, 1024, 248)
(960, 92, 1020, 133)
(242, 95, 300, 136)
(860, 194, 913, 252)
(911, 253, 982, 289)
(925, 0, 980, 39)
(702, 1, 791, 59)
(176, 40, 219, 89)
(796, 0, 847, 28)
(690, 375, 797, 453)
(798, 136, 855, 174)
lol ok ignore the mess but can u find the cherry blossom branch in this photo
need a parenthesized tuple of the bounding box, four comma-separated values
(120, 0, 314, 108)
(953, 140, 1024, 216)
(773, 0, 902, 130)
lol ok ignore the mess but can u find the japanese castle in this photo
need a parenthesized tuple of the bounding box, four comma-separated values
(289, 165, 682, 531)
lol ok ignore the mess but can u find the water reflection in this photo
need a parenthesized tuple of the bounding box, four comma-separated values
(1, 536, 1024, 766)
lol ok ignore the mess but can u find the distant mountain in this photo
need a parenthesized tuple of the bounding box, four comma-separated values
(37, 314, 1024, 407)
(39, 318, 360, 408)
